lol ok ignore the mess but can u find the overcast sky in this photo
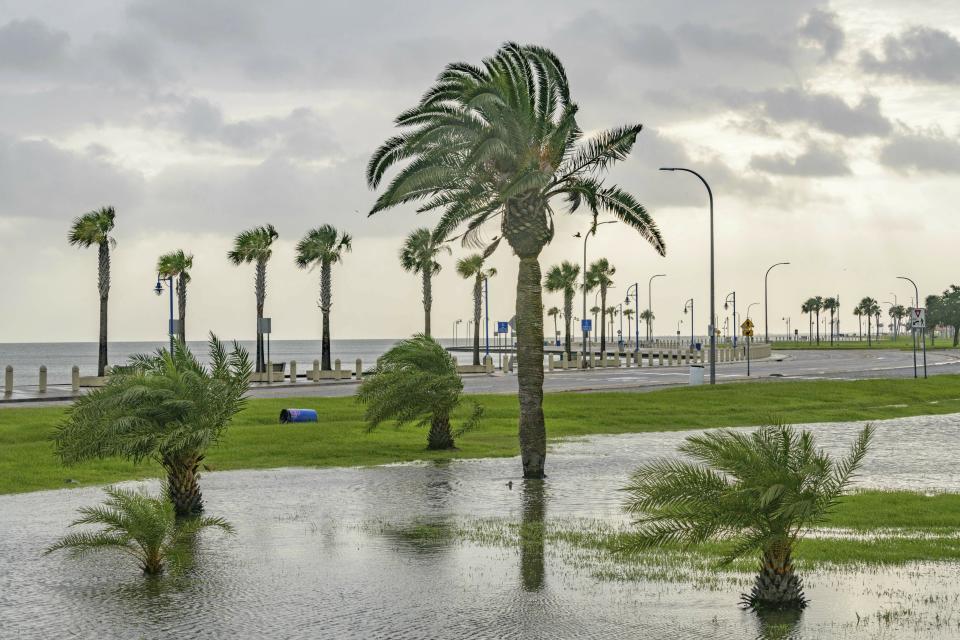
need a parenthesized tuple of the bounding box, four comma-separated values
(1, 0, 958, 344)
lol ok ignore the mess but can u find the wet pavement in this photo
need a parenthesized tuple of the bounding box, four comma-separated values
(3, 413, 960, 638)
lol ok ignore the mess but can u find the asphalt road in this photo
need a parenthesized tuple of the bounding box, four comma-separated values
(4, 348, 958, 407)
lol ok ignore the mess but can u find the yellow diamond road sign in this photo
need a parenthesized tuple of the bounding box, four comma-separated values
(741, 318, 754, 337)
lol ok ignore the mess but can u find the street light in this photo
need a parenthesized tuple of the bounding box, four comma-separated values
(154, 275, 175, 353)
(660, 167, 715, 384)
(647, 273, 666, 343)
(683, 298, 694, 349)
(625, 285, 639, 353)
(453, 319, 462, 346)
(747, 302, 759, 319)
(575, 219, 616, 367)
(764, 262, 790, 343)
(724, 291, 737, 347)
(897, 275, 926, 379)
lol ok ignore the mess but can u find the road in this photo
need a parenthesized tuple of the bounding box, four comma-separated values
(3, 348, 958, 407)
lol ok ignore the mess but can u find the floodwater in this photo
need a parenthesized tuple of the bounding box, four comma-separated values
(3, 414, 960, 639)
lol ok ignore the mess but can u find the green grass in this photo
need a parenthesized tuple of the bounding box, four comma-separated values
(2, 375, 960, 495)
(771, 335, 957, 350)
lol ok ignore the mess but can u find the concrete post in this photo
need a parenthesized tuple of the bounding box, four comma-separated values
(335, 359, 342, 379)
(355, 358, 363, 380)
(589, 352, 596, 368)
(484, 355, 494, 374)
(266, 361, 274, 383)
(39, 366, 47, 393)
(72, 366, 80, 393)
(4, 366, 12, 396)
(312, 360, 320, 382)
(657, 350, 663, 366)
(548, 354, 555, 372)
(289, 360, 297, 383)
(508, 356, 515, 373)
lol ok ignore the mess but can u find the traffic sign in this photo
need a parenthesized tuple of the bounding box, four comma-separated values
(581, 319, 592, 332)
(497, 321, 509, 333)
(910, 307, 926, 329)
(740, 318, 754, 337)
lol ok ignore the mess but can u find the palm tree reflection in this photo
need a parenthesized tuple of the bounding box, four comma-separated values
(519, 479, 546, 592)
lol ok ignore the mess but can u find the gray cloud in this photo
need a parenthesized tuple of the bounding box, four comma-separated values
(0, 135, 144, 220)
(0, 18, 69, 71)
(750, 143, 850, 176)
(798, 9, 844, 61)
(675, 22, 791, 66)
(879, 129, 960, 173)
(860, 26, 960, 84)
(127, 0, 260, 46)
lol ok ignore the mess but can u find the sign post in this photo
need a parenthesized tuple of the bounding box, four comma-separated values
(741, 318, 755, 377)
(910, 308, 927, 379)
(581, 319, 592, 368)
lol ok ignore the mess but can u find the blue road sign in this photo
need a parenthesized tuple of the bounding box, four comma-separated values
(497, 321, 509, 333)
(581, 319, 592, 332)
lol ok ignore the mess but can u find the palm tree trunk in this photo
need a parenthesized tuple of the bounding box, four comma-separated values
(255, 261, 267, 373)
(867, 314, 872, 346)
(422, 269, 432, 337)
(520, 479, 545, 592)
(176, 274, 187, 343)
(563, 291, 573, 361)
(830, 310, 834, 345)
(472, 276, 482, 366)
(815, 311, 820, 344)
(320, 260, 332, 370)
(599, 286, 608, 353)
(953, 324, 959, 347)
(427, 413, 455, 450)
(742, 547, 807, 611)
(97, 242, 110, 376)
(164, 453, 203, 517)
(517, 255, 546, 478)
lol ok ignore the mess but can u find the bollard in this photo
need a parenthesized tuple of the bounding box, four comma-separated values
(335, 359, 342, 379)
(507, 355, 515, 373)
(312, 359, 320, 382)
(547, 354, 555, 372)
(289, 360, 297, 383)
(657, 350, 663, 367)
(266, 361, 274, 384)
(4, 365, 12, 396)
(589, 352, 596, 368)
(355, 358, 362, 380)
(39, 365, 47, 393)
(484, 355, 494, 374)
(72, 366, 80, 393)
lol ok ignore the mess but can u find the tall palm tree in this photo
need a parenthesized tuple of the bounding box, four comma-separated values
(544, 261, 580, 361)
(366, 43, 664, 478)
(889, 304, 906, 340)
(157, 250, 194, 343)
(585, 259, 616, 353)
(54, 335, 251, 517)
(853, 304, 863, 340)
(358, 335, 482, 450)
(605, 305, 617, 338)
(823, 297, 839, 345)
(810, 296, 823, 345)
(547, 306, 560, 344)
(590, 306, 601, 333)
(800, 300, 813, 342)
(624, 422, 873, 611)
(68, 206, 116, 376)
(227, 224, 279, 373)
(400, 228, 451, 337)
(858, 297, 879, 346)
(623, 308, 635, 345)
(45, 486, 233, 575)
(640, 309, 655, 342)
(296, 225, 352, 371)
(456, 251, 497, 366)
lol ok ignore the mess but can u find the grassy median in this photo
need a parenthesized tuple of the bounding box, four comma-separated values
(2, 375, 959, 495)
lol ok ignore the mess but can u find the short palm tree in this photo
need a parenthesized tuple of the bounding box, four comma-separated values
(547, 306, 560, 343)
(810, 296, 823, 345)
(156, 250, 194, 343)
(53, 335, 251, 517)
(45, 486, 233, 576)
(822, 297, 839, 345)
(227, 224, 279, 373)
(68, 206, 116, 376)
(590, 305, 601, 331)
(624, 422, 874, 611)
(800, 300, 813, 342)
(357, 334, 482, 450)
(456, 251, 496, 366)
(366, 42, 664, 478)
(401, 228, 451, 337)
(889, 304, 906, 340)
(853, 304, 863, 340)
(296, 225, 352, 370)
(586, 259, 616, 353)
(858, 297, 879, 346)
(623, 308, 635, 344)
(640, 309, 655, 342)
(543, 261, 580, 361)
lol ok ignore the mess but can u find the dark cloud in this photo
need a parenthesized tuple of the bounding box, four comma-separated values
(0, 135, 144, 220)
(0, 18, 69, 71)
(675, 22, 791, 66)
(798, 9, 844, 61)
(750, 143, 850, 176)
(165, 98, 340, 159)
(860, 26, 960, 84)
(879, 129, 960, 173)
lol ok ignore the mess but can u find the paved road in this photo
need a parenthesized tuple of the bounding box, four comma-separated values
(3, 349, 958, 407)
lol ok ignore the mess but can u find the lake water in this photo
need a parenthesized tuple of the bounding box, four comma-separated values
(2, 414, 960, 639)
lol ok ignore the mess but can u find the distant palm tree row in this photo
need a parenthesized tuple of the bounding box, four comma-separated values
(799, 295, 907, 347)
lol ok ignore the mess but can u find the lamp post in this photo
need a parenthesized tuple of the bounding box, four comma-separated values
(154, 275, 175, 353)
(453, 319, 462, 346)
(575, 219, 616, 367)
(764, 262, 790, 343)
(783, 316, 791, 339)
(897, 275, 926, 379)
(484, 276, 490, 358)
(683, 298, 694, 349)
(647, 273, 666, 343)
(617, 302, 624, 350)
(660, 167, 715, 384)
(724, 291, 736, 347)
(626, 285, 639, 353)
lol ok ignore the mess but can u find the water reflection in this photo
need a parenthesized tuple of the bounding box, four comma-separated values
(753, 609, 803, 640)
(519, 479, 546, 592)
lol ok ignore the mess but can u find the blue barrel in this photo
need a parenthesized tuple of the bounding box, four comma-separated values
(279, 408, 318, 424)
